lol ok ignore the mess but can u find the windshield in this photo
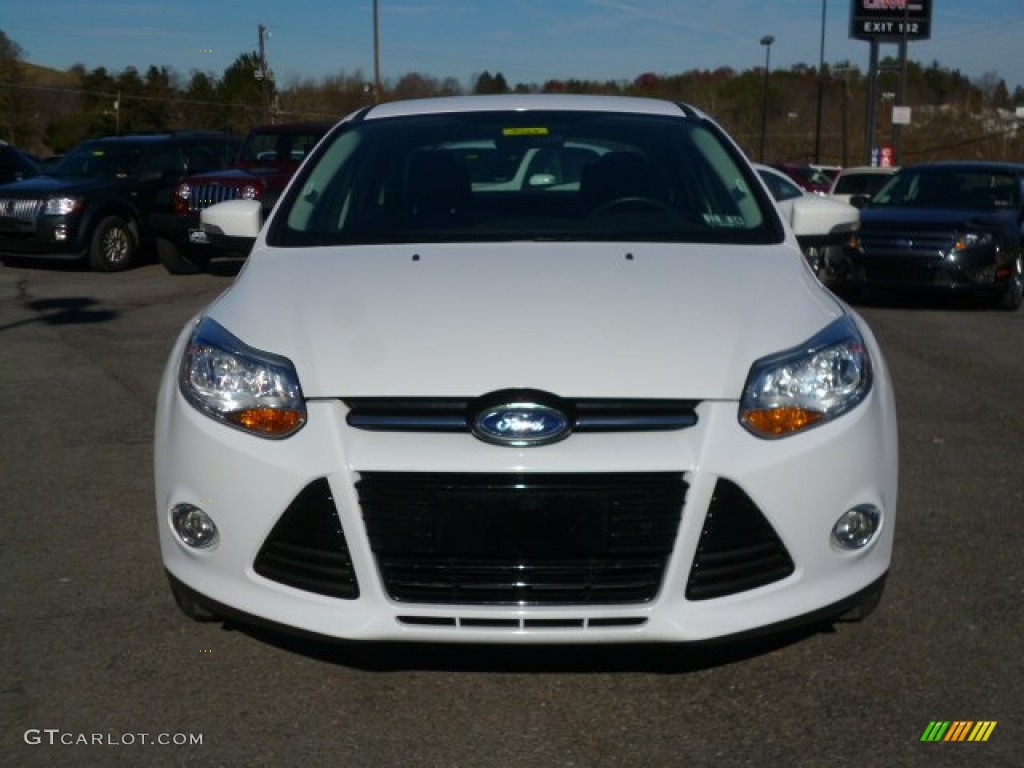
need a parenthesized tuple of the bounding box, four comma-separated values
(55, 142, 145, 179)
(268, 110, 778, 246)
(240, 130, 326, 165)
(833, 172, 893, 197)
(873, 168, 1020, 210)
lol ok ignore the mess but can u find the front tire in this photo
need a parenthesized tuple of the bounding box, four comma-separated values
(88, 215, 137, 272)
(995, 254, 1022, 311)
(837, 578, 886, 623)
(157, 238, 210, 275)
(166, 572, 220, 622)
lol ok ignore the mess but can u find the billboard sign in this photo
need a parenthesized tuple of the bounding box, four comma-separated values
(850, 0, 932, 41)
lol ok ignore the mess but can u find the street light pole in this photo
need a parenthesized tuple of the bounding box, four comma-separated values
(372, 0, 382, 103)
(759, 35, 775, 163)
(257, 24, 270, 123)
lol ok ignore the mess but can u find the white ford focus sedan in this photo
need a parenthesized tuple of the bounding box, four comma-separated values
(154, 94, 898, 644)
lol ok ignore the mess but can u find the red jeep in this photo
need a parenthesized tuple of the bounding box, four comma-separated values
(152, 122, 332, 273)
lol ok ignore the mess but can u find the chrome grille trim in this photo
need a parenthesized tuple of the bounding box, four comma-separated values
(396, 615, 647, 629)
(344, 397, 699, 433)
(188, 183, 241, 212)
(0, 198, 45, 222)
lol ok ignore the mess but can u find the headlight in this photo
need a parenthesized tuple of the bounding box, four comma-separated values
(739, 316, 872, 438)
(179, 318, 306, 438)
(240, 184, 260, 200)
(953, 231, 993, 252)
(43, 197, 82, 215)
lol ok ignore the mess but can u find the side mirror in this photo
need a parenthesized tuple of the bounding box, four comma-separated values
(200, 199, 262, 253)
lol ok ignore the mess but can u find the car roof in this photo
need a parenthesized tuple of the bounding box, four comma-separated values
(360, 94, 697, 120)
(84, 132, 232, 144)
(836, 166, 897, 175)
(899, 161, 1024, 173)
(249, 122, 334, 132)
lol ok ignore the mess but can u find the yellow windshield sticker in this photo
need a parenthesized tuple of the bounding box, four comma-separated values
(502, 127, 549, 136)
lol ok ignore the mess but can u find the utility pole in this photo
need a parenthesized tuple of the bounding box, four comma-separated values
(864, 40, 879, 166)
(813, 0, 827, 164)
(893, 1, 910, 165)
(258, 24, 271, 123)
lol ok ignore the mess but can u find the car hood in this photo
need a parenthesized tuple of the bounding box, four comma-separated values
(205, 242, 843, 400)
(187, 166, 292, 184)
(860, 205, 1016, 231)
(0, 174, 122, 196)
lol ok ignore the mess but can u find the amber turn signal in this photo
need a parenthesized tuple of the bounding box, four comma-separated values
(742, 407, 824, 437)
(229, 408, 306, 437)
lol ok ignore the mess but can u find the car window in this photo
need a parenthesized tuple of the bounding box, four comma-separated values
(0, 147, 40, 183)
(243, 131, 325, 163)
(272, 110, 776, 247)
(834, 172, 890, 196)
(874, 168, 1020, 209)
(758, 169, 804, 202)
(139, 146, 184, 178)
(56, 142, 146, 179)
(185, 143, 223, 174)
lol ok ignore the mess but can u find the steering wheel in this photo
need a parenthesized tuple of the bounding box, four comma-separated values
(589, 196, 677, 218)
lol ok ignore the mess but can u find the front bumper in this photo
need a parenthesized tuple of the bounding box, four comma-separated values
(154, 321, 899, 644)
(0, 216, 87, 259)
(836, 243, 1007, 295)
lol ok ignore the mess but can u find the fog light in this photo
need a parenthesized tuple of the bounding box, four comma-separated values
(832, 505, 880, 550)
(53, 225, 68, 242)
(171, 504, 218, 549)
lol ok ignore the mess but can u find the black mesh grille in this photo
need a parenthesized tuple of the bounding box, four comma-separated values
(685, 479, 795, 600)
(253, 478, 359, 599)
(357, 472, 686, 605)
(861, 259, 936, 285)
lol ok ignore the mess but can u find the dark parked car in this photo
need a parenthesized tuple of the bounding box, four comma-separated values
(152, 122, 332, 273)
(834, 162, 1024, 310)
(0, 141, 42, 184)
(0, 131, 239, 271)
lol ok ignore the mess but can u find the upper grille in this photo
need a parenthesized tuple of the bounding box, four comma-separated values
(187, 183, 242, 212)
(357, 472, 687, 605)
(0, 197, 44, 222)
(685, 479, 794, 600)
(253, 478, 359, 599)
(857, 232, 953, 260)
(344, 397, 699, 433)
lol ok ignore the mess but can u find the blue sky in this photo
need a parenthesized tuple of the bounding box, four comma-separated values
(3, 1, 1022, 89)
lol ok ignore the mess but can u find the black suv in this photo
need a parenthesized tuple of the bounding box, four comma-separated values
(834, 162, 1024, 311)
(0, 131, 239, 271)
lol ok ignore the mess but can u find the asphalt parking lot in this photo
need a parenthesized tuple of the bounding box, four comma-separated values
(2, 257, 1021, 768)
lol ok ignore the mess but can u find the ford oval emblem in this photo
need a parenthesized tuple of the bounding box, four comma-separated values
(472, 402, 571, 447)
